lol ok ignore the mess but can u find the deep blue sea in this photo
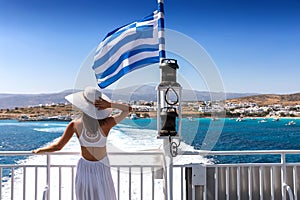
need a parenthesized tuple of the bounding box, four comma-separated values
(1, 117, 300, 177)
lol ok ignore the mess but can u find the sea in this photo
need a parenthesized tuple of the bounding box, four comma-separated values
(0, 117, 300, 198)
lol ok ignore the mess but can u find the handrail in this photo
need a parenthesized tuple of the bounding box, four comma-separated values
(0, 151, 164, 156)
(181, 149, 300, 155)
(2, 149, 300, 156)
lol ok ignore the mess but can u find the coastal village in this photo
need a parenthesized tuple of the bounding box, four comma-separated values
(0, 98, 299, 121)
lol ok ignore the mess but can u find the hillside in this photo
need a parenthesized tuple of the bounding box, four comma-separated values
(1, 92, 300, 120)
(227, 93, 300, 106)
(0, 104, 73, 120)
(0, 86, 257, 109)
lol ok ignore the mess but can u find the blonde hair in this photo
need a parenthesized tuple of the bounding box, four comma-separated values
(81, 112, 107, 133)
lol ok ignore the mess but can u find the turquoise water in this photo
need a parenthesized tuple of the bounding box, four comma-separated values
(121, 117, 300, 149)
(0, 118, 300, 168)
(0, 120, 67, 180)
(120, 117, 300, 163)
(189, 118, 300, 163)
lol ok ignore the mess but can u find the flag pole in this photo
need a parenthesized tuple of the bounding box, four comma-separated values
(157, 1, 173, 200)
(158, 0, 166, 60)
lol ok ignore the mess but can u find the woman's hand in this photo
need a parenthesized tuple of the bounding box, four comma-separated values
(94, 97, 111, 110)
(32, 148, 42, 154)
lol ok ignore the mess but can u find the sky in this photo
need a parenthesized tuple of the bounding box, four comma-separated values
(0, 0, 299, 94)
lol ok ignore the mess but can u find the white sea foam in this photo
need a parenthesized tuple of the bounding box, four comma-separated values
(0, 122, 67, 127)
(108, 128, 163, 151)
(33, 127, 67, 133)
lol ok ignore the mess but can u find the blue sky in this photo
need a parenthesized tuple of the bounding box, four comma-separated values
(0, 0, 299, 94)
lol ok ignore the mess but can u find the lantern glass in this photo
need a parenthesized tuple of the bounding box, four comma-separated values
(157, 83, 182, 138)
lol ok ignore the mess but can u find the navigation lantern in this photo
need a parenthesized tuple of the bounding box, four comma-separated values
(157, 59, 182, 138)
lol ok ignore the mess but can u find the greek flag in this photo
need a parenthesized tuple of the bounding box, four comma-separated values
(93, 11, 160, 88)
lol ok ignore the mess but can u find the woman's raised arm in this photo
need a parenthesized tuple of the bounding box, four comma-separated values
(94, 98, 132, 126)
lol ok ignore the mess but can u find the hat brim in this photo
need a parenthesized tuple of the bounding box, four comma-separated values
(65, 91, 112, 119)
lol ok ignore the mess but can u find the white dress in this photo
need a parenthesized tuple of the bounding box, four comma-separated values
(75, 122, 117, 200)
(75, 156, 117, 200)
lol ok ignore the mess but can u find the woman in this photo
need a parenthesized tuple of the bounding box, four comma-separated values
(32, 86, 132, 200)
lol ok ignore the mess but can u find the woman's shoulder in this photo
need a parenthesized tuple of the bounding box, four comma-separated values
(70, 118, 83, 128)
(68, 118, 83, 136)
(73, 115, 83, 122)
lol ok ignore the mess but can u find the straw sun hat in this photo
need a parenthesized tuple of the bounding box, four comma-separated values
(65, 86, 112, 119)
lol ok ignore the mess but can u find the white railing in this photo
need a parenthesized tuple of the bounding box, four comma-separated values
(0, 151, 165, 200)
(1, 150, 300, 200)
(177, 150, 300, 200)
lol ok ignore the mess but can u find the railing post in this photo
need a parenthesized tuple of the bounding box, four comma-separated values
(46, 154, 51, 200)
(0, 167, 2, 199)
(162, 139, 171, 200)
(11, 167, 14, 200)
(281, 153, 286, 200)
(185, 167, 192, 200)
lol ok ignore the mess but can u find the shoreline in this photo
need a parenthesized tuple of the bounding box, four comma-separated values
(1, 105, 299, 121)
(1, 115, 299, 121)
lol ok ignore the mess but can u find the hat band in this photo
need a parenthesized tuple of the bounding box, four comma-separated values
(83, 93, 95, 105)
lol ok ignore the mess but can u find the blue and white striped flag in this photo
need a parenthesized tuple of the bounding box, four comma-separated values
(93, 11, 160, 88)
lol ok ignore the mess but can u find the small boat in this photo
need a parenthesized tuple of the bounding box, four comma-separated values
(236, 117, 245, 122)
(130, 113, 138, 120)
(286, 121, 296, 126)
(187, 117, 195, 121)
(258, 119, 267, 123)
